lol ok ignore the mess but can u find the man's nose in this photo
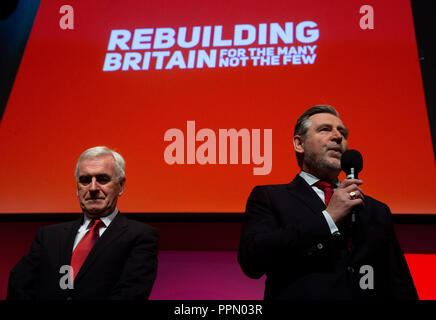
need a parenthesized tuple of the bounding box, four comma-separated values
(89, 177, 99, 191)
(331, 129, 343, 143)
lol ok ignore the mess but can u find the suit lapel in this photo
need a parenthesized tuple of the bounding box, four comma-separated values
(74, 213, 128, 283)
(60, 217, 83, 267)
(286, 174, 326, 215)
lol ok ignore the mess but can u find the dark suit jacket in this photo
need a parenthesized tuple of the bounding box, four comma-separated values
(238, 175, 418, 300)
(7, 213, 158, 300)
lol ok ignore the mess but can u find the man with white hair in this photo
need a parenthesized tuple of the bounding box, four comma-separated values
(7, 146, 158, 300)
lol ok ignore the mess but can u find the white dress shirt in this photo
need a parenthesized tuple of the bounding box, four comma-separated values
(72, 208, 118, 251)
(299, 171, 340, 234)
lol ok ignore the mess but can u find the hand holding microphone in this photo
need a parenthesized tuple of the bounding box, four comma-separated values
(326, 149, 364, 225)
(341, 149, 364, 223)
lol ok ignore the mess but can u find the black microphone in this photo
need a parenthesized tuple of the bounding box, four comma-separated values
(341, 149, 363, 223)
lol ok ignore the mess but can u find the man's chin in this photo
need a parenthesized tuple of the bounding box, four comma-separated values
(83, 206, 108, 217)
(325, 157, 341, 169)
(318, 160, 341, 177)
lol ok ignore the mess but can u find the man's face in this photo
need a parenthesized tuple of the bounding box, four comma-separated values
(295, 113, 348, 177)
(76, 155, 125, 218)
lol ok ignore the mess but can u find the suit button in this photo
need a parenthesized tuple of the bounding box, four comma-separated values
(316, 243, 323, 250)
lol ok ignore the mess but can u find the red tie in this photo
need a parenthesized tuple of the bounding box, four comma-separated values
(315, 181, 334, 206)
(71, 219, 103, 280)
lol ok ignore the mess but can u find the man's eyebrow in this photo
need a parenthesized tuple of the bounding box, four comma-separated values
(315, 123, 349, 136)
(316, 123, 332, 129)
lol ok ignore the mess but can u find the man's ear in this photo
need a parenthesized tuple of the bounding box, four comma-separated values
(118, 177, 126, 196)
(293, 135, 304, 155)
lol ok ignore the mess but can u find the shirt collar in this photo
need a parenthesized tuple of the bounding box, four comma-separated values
(299, 171, 340, 188)
(83, 208, 118, 229)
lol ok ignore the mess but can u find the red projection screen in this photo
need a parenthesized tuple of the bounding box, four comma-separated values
(0, 0, 434, 214)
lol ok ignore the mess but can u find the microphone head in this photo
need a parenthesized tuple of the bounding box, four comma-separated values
(341, 149, 363, 177)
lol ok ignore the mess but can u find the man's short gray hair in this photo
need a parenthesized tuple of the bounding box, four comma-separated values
(75, 146, 125, 181)
(293, 105, 342, 139)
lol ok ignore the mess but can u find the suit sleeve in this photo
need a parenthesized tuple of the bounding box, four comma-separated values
(109, 225, 159, 300)
(238, 186, 333, 279)
(384, 205, 419, 299)
(7, 228, 43, 300)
